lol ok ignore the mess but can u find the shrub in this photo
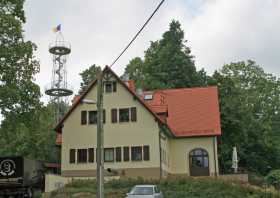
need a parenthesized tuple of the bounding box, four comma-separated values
(265, 169, 280, 190)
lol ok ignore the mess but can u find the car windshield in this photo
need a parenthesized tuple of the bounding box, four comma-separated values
(131, 187, 154, 195)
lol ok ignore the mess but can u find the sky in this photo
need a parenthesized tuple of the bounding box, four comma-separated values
(23, 0, 280, 103)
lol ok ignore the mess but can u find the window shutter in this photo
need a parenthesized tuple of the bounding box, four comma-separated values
(70, 149, 76, 163)
(113, 81, 117, 92)
(143, 145, 150, 161)
(123, 146, 130, 161)
(131, 107, 137, 122)
(103, 109, 106, 123)
(88, 148, 94, 163)
(81, 111, 87, 125)
(116, 147, 122, 162)
(111, 109, 117, 123)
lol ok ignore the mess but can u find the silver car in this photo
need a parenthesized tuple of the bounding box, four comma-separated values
(126, 185, 163, 198)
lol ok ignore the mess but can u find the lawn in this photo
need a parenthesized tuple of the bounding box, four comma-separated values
(50, 177, 277, 198)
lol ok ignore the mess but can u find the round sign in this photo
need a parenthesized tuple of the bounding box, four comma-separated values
(0, 159, 16, 176)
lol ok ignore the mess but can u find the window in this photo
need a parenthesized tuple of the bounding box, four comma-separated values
(81, 111, 87, 125)
(111, 109, 118, 123)
(143, 145, 150, 161)
(89, 110, 106, 124)
(69, 149, 76, 163)
(119, 108, 129, 122)
(144, 94, 153, 100)
(190, 149, 209, 168)
(131, 107, 137, 122)
(131, 146, 142, 161)
(77, 149, 87, 163)
(89, 111, 97, 124)
(123, 146, 130, 161)
(105, 82, 113, 93)
(104, 148, 114, 162)
(88, 148, 94, 163)
(116, 147, 122, 162)
(104, 81, 117, 93)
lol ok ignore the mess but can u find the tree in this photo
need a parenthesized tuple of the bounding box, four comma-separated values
(213, 60, 280, 175)
(0, 1, 59, 162)
(0, 104, 58, 162)
(123, 20, 209, 90)
(122, 57, 144, 88)
(79, 64, 101, 94)
(0, 0, 41, 116)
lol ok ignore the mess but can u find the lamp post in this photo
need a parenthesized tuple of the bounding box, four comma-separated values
(82, 73, 104, 198)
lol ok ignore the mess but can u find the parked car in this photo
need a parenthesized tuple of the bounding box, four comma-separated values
(126, 185, 163, 198)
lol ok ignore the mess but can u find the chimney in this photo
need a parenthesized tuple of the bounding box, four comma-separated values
(136, 88, 143, 96)
(71, 95, 81, 104)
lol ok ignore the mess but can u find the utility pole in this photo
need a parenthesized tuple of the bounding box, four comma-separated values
(96, 72, 104, 198)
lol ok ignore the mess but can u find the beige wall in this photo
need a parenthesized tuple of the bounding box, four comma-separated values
(60, 72, 220, 178)
(169, 136, 219, 176)
(61, 76, 161, 174)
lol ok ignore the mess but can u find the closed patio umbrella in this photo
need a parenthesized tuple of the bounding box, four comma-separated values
(232, 146, 238, 173)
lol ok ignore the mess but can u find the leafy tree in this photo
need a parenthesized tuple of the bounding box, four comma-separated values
(214, 60, 280, 175)
(0, 104, 58, 162)
(0, 0, 59, 162)
(123, 57, 144, 88)
(0, 0, 41, 116)
(123, 20, 209, 90)
(79, 64, 101, 94)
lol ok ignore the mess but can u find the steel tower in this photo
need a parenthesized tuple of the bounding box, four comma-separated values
(45, 32, 73, 123)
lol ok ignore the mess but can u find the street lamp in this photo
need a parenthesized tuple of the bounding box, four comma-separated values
(82, 74, 104, 198)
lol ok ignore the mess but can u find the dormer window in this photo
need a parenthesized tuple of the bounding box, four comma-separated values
(104, 81, 117, 93)
(144, 94, 153, 100)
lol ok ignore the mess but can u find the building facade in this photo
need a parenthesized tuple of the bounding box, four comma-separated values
(55, 67, 221, 179)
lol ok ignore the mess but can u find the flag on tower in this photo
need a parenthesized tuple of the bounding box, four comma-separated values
(53, 24, 61, 33)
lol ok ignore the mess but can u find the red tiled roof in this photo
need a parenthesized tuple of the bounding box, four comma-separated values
(54, 66, 221, 139)
(124, 80, 136, 92)
(54, 66, 166, 133)
(142, 87, 221, 137)
(56, 133, 62, 145)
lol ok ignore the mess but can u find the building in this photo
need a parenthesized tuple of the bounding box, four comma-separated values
(55, 66, 221, 179)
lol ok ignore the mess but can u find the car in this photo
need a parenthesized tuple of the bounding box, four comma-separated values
(126, 185, 163, 198)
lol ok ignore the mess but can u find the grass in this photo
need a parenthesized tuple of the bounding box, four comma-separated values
(50, 177, 279, 198)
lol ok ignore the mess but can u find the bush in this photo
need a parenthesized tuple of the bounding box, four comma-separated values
(50, 177, 276, 198)
(265, 169, 280, 190)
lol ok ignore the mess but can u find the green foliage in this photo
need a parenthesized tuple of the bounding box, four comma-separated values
(0, 104, 59, 162)
(79, 64, 101, 94)
(123, 20, 210, 90)
(51, 178, 274, 198)
(0, 0, 41, 116)
(0, 0, 58, 163)
(123, 57, 144, 88)
(213, 60, 280, 175)
(265, 170, 280, 190)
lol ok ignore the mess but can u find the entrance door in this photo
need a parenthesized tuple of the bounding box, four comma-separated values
(189, 148, 210, 176)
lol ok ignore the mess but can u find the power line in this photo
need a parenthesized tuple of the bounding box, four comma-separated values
(110, 0, 165, 68)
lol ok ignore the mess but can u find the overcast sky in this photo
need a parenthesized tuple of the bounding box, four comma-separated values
(23, 0, 280, 102)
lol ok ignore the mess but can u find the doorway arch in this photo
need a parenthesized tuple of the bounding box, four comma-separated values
(189, 148, 210, 176)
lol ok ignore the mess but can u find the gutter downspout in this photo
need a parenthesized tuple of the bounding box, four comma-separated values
(213, 136, 218, 177)
(159, 129, 162, 179)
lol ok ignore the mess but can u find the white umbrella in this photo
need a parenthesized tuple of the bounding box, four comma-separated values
(232, 146, 238, 173)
